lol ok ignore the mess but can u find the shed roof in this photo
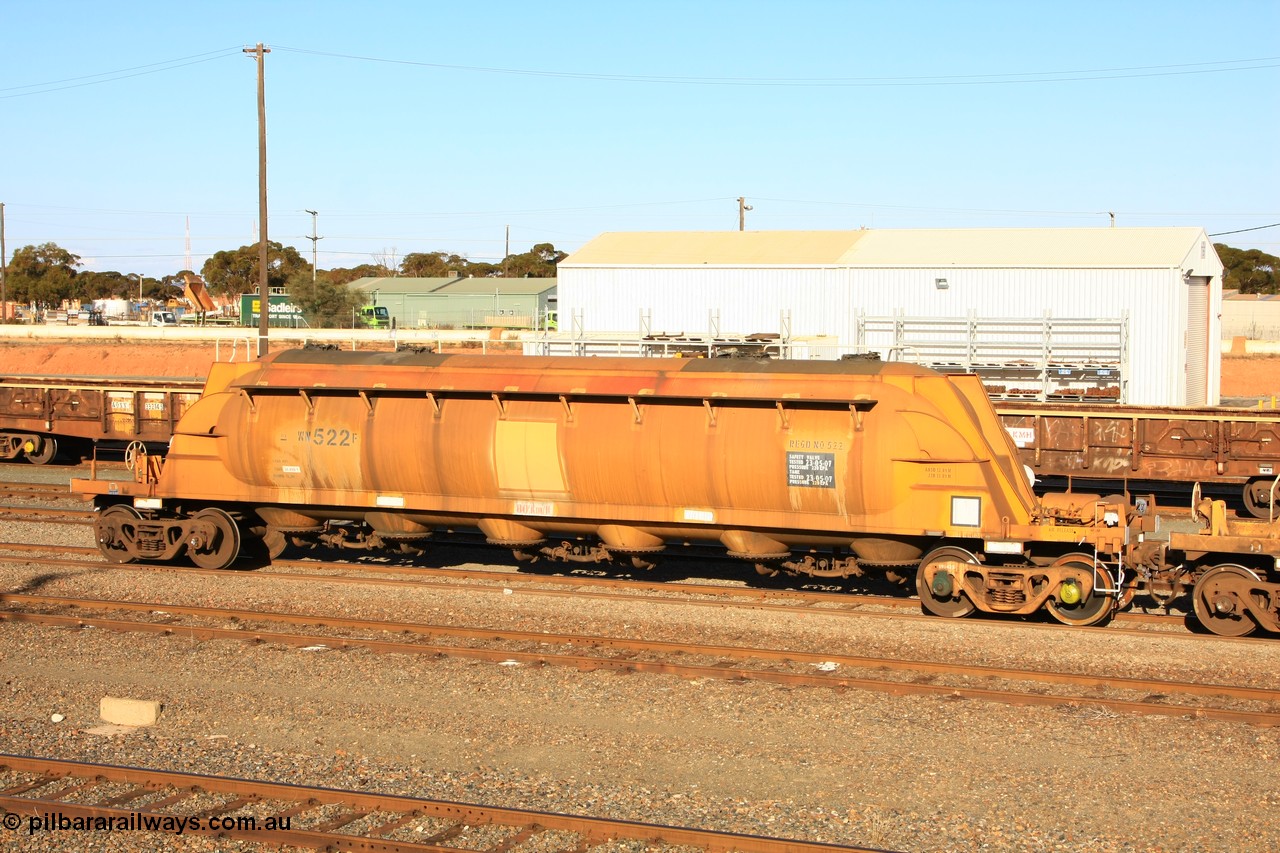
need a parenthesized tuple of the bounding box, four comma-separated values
(1223, 289, 1280, 301)
(434, 277, 557, 295)
(561, 227, 1218, 271)
(847, 227, 1213, 269)
(347, 277, 460, 294)
(562, 231, 868, 265)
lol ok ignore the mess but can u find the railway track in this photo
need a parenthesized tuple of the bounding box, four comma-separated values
(0, 482, 82, 502)
(0, 541, 1204, 639)
(0, 483, 1249, 638)
(3, 590, 1277, 725)
(0, 754, 876, 853)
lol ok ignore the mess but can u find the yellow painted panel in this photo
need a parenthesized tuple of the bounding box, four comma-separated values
(495, 421, 566, 494)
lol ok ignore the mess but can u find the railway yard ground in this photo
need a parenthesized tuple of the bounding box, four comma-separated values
(3, 466, 1280, 852)
(3, 336, 1280, 852)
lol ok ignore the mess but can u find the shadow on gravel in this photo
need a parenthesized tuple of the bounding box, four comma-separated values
(9, 570, 101, 594)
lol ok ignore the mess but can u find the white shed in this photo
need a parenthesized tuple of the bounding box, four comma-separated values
(557, 227, 1224, 406)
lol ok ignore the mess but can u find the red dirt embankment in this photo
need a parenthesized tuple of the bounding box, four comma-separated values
(4, 341, 1279, 399)
(3, 342, 216, 379)
(1220, 355, 1280, 399)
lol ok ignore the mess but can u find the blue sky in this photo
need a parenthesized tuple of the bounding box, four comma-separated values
(3, 0, 1277, 278)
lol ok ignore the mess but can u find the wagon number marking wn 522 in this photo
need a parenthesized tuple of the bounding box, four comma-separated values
(295, 428, 358, 446)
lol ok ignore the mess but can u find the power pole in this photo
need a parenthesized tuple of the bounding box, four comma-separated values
(305, 209, 322, 283)
(0, 202, 6, 322)
(737, 196, 753, 231)
(244, 43, 271, 357)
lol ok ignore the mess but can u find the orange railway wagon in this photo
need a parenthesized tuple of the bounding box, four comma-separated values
(10, 367, 1280, 523)
(71, 349, 1280, 636)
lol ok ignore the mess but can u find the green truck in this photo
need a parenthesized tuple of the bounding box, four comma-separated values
(359, 304, 390, 329)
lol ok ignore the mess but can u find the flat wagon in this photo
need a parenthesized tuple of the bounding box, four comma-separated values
(0, 375, 203, 464)
(998, 402, 1280, 518)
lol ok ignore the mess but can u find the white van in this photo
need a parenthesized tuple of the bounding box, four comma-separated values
(150, 311, 178, 327)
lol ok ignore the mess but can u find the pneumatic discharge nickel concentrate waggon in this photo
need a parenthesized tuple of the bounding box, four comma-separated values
(72, 348, 1280, 637)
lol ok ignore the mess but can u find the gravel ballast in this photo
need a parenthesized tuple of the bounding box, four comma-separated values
(1, 490, 1278, 851)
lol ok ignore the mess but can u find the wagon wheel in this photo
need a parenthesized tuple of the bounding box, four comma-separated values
(916, 545, 978, 618)
(1044, 554, 1116, 627)
(186, 508, 242, 570)
(25, 436, 58, 466)
(124, 440, 147, 474)
(1242, 478, 1278, 520)
(96, 504, 142, 563)
(1192, 564, 1262, 637)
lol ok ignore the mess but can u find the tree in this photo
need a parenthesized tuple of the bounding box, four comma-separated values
(201, 241, 310, 297)
(5, 242, 81, 305)
(1217, 243, 1279, 294)
(371, 247, 399, 276)
(77, 270, 137, 300)
(502, 242, 565, 278)
(400, 251, 470, 278)
(286, 270, 363, 328)
(326, 264, 391, 286)
(397, 243, 564, 279)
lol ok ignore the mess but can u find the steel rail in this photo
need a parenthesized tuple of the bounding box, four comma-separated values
(0, 754, 887, 853)
(0, 530, 1187, 618)
(0, 507, 95, 520)
(0, 491, 73, 502)
(3, 593, 1277, 725)
(0, 482, 68, 492)
(0, 547, 1214, 639)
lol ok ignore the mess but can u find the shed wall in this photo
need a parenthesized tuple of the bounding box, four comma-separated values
(1222, 300, 1280, 340)
(558, 266, 1212, 406)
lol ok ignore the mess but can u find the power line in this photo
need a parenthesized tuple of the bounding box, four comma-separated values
(0, 48, 243, 99)
(2, 197, 733, 218)
(274, 45, 1280, 87)
(1210, 223, 1280, 237)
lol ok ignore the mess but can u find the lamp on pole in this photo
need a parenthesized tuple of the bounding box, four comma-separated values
(304, 209, 322, 283)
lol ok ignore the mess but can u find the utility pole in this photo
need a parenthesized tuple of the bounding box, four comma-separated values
(737, 196, 753, 231)
(0, 202, 6, 322)
(244, 42, 271, 357)
(305, 210, 322, 283)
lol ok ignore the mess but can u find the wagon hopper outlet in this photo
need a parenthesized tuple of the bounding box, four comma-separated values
(69, 349, 1280, 636)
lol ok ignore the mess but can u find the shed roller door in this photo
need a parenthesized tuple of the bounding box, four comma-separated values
(1186, 276, 1209, 406)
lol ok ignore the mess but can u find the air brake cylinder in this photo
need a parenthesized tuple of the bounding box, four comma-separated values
(1038, 493, 1130, 527)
